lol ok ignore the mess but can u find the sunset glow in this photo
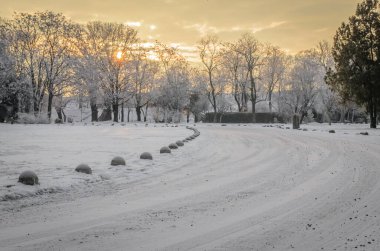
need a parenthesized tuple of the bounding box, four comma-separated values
(0, 0, 363, 56)
(116, 51, 122, 59)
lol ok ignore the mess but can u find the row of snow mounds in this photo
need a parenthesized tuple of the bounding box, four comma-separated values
(13, 126, 201, 189)
(160, 126, 201, 154)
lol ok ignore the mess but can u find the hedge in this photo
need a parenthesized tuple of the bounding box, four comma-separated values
(203, 112, 283, 123)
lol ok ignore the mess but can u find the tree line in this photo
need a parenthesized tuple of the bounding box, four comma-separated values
(0, 0, 379, 127)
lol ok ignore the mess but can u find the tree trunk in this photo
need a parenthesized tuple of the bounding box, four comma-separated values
(268, 92, 272, 113)
(300, 111, 306, 125)
(112, 103, 118, 122)
(62, 109, 66, 122)
(47, 91, 54, 120)
(242, 89, 248, 111)
(90, 103, 98, 122)
(234, 85, 241, 112)
(194, 114, 199, 123)
(249, 71, 256, 118)
(209, 72, 217, 123)
(136, 106, 142, 122)
(250, 90, 256, 114)
(144, 104, 149, 122)
(90, 95, 98, 122)
(24, 94, 31, 114)
(327, 112, 332, 126)
(186, 111, 190, 123)
(32, 77, 39, 115)
(99, 106, 112, 121)
(127, 108, 131, 122)
(121, 102, 124, 122)
(55, 106, 63, 120)
(293, 114, 300, 129)
(33, 96, 39, 115)
(212, 92, 217, 123)
(369, 100, 377, 128)
(340, 107, 345, 123)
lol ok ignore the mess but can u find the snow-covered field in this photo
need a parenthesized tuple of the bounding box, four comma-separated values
(1, 122, 380, 250)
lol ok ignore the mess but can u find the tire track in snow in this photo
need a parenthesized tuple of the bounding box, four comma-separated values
(1, 125, 380, 251)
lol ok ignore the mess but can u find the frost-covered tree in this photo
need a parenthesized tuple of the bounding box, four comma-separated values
(84, 21, 138, 122)
(261, 45, 287, 113)
(0, 27, 28, 118)
(155, 43, 190, 123)
(314, 41, 340, 124)
(128, 44, 158, 122)
(3, 13, 46, 115)
(221, 42, 248, 112)
(38, 12, 76, 120)
(71, 24, 104, 122)
(281, 51, 324, 123)
(186, 68, 209, 123)
(2, 12, 77, 120)
(197, 34, 224, 122)
(235, 33, 263, 117)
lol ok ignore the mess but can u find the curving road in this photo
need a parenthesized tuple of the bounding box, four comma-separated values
(1, 125, 380, 250)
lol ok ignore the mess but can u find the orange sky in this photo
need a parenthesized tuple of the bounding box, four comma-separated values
(0, 0, 363, 60)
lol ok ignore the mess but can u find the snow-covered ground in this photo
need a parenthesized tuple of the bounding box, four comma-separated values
(1, 122, 380, 250)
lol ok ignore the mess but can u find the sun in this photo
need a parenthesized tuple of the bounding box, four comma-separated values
(116, 51, 122, 59)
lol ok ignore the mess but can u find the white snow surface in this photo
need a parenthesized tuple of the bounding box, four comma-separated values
(1, 122, 380, 250)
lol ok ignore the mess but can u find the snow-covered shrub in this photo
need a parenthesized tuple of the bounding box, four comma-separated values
(160, 146, 171, 153)
(16, 113, 50, 124)
(176, 140, 184, 146)
(75, 164, 92, 174)
(140, 152, 153, 160)
(329, 130, 335, 133)
(18, 170, 39, 185)
(169, 143, 178, 149)
(67, 117, 73, 123)
(111, 156, 126, 166)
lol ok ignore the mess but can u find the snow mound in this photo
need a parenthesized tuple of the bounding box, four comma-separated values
(160, 146, 171, 154)
(140, 152, 153, 160)
(176, 140, 184, 146)
(111, 156, 126, 166)
(18, 170, 39, 185)
(75, 164, 92, 174)
(169, 143, 178, 149)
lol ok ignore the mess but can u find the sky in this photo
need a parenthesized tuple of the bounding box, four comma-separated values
(0, 0, 362, 60)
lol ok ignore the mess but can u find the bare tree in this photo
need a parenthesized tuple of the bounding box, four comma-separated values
(261, 45, 287, 113)
(235, 33, 263, 118)
(221, 42, 248, 112)
(197, 34, 224, 122)
(128, 44, 158, 122)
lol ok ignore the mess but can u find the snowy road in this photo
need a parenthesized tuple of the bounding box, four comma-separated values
(1, 124, 380, 250)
